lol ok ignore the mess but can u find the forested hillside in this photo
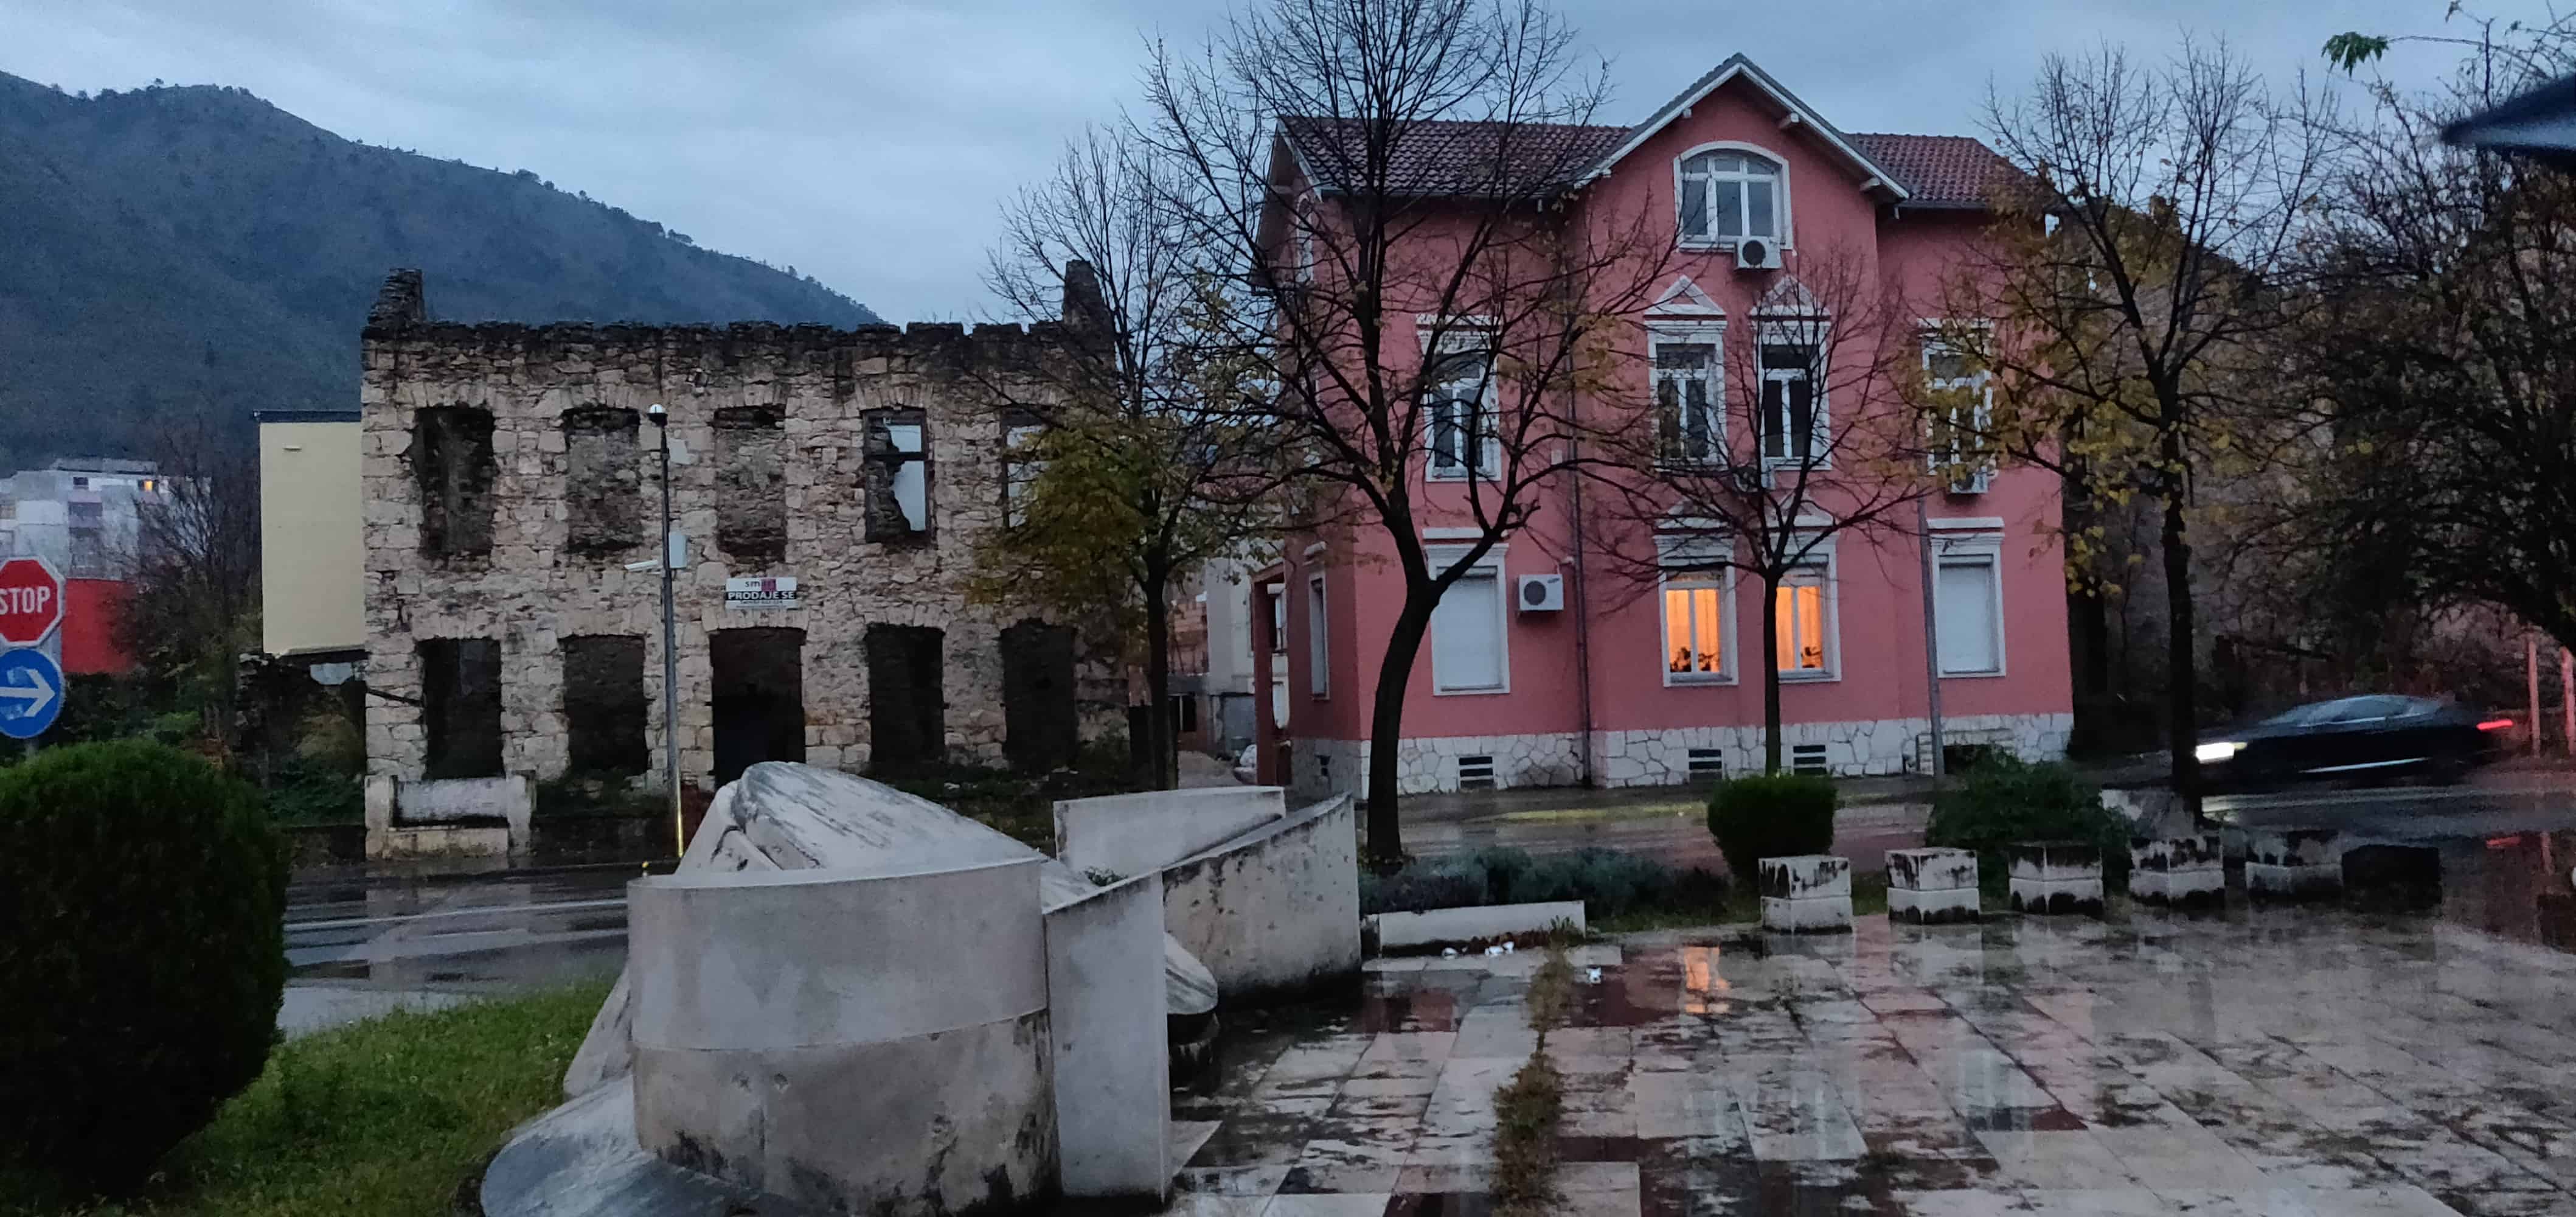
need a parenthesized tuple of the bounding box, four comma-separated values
(0, 72, 878, 467)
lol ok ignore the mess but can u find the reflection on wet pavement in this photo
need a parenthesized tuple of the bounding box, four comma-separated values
(1172, 908, 2576, 1217)
(279, 866, 636, 1032)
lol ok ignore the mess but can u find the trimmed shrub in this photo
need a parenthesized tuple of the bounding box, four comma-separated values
(1925, 754, 2128, 892)
(0, 740, 287, 1193)
(1706, 772, 1839, 882)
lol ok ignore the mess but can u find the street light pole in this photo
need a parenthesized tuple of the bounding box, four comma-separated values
(648, 403, 682, 857)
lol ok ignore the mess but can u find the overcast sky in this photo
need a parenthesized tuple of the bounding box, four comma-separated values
(9, 0, 2497, 321)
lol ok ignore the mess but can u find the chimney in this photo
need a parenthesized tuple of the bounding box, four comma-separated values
(1060, 260, 1109, 335)
(367, 268, 427, 331)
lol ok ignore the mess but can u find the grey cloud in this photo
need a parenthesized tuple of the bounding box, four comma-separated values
(9, 0, 2475, 320)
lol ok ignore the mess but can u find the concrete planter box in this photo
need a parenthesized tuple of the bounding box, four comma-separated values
(365, 773, 533, 860)
(2130, 834, 2224, 909)
(2246, 829, 2344, 901)
(2007, 842, 2105, 916)
(1367, 900, 1588, 951)
(1760, 855, 1852, 934)
(1886, 847, 1979, 924)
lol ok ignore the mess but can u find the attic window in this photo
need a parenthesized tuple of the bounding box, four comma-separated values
(1679, 149, 1782, 245)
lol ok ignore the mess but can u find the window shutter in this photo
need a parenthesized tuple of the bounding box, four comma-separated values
(1935, 560, 1999, 674)
(1431, 571, 1504, 690)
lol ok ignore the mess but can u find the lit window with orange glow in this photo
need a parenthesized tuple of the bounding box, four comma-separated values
(1661, 576, 1727, 683)
(1774, 567, 1831, 675)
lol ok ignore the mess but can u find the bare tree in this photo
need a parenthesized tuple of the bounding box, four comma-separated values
(1140, 0, 1677, 865)
(1586, 246, 1929, 772)
(1931, 39, 2328, 809)
(974, 127, 1290, 788)
(122, 413, 261, 753)
(2294, 13, 2576, 663)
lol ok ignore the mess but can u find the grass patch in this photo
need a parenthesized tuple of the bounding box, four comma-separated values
(5, 980, 611, 1217)
(1492, 946, 1575, 1217)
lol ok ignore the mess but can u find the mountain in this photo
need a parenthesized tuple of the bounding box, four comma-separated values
(0, 72, 880, 468)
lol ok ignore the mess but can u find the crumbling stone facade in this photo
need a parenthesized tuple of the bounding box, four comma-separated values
(361, 270, 1111, 789)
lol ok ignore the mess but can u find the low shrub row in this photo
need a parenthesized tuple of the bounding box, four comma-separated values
(1360, 846, 1725, 919)
(1925, 754, 2130, 888)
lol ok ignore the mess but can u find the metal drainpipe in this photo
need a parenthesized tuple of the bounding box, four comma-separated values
(1568, 418, 1597, 787)
(1916, 495, 1945, 780)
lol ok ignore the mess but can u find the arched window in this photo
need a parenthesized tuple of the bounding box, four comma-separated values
(1678, 149, 1783, 244)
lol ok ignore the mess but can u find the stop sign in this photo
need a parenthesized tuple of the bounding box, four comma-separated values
(0, 556, 64, 647)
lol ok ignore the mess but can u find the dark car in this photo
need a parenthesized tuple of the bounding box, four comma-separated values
(2196, 696, 2510, 789)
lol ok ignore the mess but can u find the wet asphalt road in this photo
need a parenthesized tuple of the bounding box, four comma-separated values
(279, 778, 2576, 1026)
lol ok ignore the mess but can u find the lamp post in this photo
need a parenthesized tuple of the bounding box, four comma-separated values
(648, 403, 682, 856)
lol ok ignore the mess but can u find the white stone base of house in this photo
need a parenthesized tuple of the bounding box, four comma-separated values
(1291, 711, 2073, 799)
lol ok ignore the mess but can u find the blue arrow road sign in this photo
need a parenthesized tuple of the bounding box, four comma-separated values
(0, 647, 63, 740)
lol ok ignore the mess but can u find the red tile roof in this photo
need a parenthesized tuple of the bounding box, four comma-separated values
(1279, 116, 1626, 197)
(1846, 133, 2020, 209)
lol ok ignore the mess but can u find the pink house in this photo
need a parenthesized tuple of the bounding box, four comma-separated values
(1252, 56, 2072, 798)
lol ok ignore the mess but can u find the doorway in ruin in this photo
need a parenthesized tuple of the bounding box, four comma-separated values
(867, 624, 945, 775)
(1001, 619, 1077, 774)
(712, 627, 805, 784)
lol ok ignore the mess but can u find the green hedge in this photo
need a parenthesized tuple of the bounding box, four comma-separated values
(0, 741, 287, 1194)
(1925, 755, 2128, 891)
(1360, 846, 1724, 919)
(1705, 772, 1839, 882)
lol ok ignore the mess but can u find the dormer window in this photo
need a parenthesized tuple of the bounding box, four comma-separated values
(1678, 149, 1782, 245)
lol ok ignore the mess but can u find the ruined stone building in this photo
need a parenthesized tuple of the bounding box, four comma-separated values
(361, 270, 1102, 791)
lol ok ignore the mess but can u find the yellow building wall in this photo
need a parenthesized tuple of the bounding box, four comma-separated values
(259, 417, 363, 655)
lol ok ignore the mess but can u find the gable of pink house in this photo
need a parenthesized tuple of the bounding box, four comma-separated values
(1257, 56, 2072, 798)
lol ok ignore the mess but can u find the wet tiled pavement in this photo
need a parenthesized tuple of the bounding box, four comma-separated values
(1169, 908, 2576, 1216)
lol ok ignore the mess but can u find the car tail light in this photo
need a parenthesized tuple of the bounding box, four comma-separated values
(2477, 718, 2513, 731)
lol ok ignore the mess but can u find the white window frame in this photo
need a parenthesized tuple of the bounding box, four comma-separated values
(1932, 530, 2007, 678)
(1427, 542, 1510, 695)
(1655, 534, 1737, 687)
(1771, 535, 1841, 682)
(1755, 337, 1830, 470)
(1421, 341, 1501, 482)
(1649, 323, 1726, 469)
(1306, 571, 1331, 698)
(1920, 325, 1994, 489)
(1674, 142, 1791, 249)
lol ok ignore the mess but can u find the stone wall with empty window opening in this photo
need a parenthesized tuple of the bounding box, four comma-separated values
(358, 269, 1121, 788)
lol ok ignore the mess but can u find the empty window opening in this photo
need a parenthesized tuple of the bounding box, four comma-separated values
(1687, 748, 1726, 781)
(563, 407, 643, 556)
(865, 408, 931, 541)
(413, 406, 496, 559)
(1791, 743, 1830, 777)
(867, 624, 945, 774)
(712, 407, 786, 565)
(420, 637, 503, 779)
(1000, 619, 1076, 775)
(1456, 755, 1498, 790)
(711, 627, 804, 785)
(561, 635, 648, 776)
(1002, 414, 1043, 529)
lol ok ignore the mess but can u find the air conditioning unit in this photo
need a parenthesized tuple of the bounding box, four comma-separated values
(1517, 573, 1564, 612)
(1948, 467, 1991, 495)
(1734, 237, 1782, 271)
